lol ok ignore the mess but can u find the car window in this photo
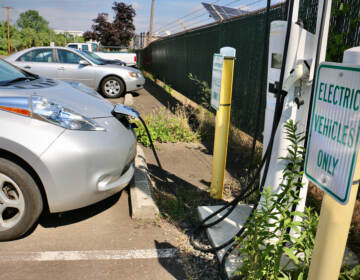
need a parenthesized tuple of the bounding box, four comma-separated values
(18, 49, 53, 63)
(57, 49, 82, 64)
(81, 45, 89, 51)
(75, 50, 102, 65)
(67, 44, 78, 49)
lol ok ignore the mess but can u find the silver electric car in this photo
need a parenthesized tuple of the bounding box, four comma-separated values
(6, 47, 145, 98)
(0, 59, 137, 241)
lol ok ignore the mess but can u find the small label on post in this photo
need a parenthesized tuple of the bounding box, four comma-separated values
(211, 54, 224, 111)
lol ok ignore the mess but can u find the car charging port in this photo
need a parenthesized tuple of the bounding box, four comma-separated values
(112, 104, 163, 169)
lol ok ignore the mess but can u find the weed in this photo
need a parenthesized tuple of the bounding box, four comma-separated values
(188, 73, 211, 108)
(233, 120, 360, 279)
(162, 80, 172, 95)
(234, 120, 314, 279)
(134, 106, 199, 147)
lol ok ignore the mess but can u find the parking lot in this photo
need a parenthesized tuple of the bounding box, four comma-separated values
(0, 88, 186, 280)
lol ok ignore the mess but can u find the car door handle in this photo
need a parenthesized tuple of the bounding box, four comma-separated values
(24, 66, 31, 69)
(57, 67, 65, 70)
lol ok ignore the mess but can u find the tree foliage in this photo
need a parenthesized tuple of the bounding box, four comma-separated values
(17, 10, 49, 32)
(84, 1, 136, 46)
(0, 23, 81, 55)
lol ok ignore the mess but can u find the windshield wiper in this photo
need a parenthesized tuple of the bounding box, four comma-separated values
(1, 76, 36, 86)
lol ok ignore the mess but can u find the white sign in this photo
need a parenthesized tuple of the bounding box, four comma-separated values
(305, 62, 360, 204)
(211, 54, 224, 110)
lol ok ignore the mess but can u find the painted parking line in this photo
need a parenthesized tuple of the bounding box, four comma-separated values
(0, 248, 179, 262)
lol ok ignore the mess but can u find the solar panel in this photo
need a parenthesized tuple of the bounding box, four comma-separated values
(202, 2, 247, 21)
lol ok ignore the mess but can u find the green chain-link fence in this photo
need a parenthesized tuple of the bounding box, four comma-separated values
(137, 0, 360, 136)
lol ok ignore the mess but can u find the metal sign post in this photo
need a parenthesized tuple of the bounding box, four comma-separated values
(210, 47, 236, 199)
(307, 62, 360, 280)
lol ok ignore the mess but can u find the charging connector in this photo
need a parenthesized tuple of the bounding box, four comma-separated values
(282, 59, 311, 92)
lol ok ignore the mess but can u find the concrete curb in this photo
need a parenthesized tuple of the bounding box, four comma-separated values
(124, 93, 134, 106)
(130, 145, 159, 220)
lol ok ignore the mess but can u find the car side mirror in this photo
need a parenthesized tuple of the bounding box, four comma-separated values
(79, 60, 90, 66)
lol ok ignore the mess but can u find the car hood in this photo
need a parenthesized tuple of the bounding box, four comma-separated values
(2, 77, 115, 119)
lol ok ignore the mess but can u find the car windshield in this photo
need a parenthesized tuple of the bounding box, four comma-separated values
(0, 59, 35, 86)
(74, 49, 104, 65)
(84, 51, 103, 60)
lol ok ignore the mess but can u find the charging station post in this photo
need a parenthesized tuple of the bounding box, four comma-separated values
(308, 181, 359, 279)
(210, 47, 236, 199)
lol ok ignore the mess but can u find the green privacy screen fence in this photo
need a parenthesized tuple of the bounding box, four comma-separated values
(137, 0, 359, 136)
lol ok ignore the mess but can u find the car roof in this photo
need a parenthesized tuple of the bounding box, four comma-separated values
(7, 46, 88, 61)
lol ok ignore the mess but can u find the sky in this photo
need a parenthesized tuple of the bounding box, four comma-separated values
(0, 0, 274, 36)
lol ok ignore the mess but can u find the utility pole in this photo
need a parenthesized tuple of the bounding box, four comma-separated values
(148, 0, 155, 46)
(2, 6, 12, 54)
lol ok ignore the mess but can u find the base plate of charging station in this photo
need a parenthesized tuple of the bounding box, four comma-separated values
(197, 204, 253, 278)
(198, 204, 359, 279)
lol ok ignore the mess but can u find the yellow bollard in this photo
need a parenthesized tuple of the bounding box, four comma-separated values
(308, 154, 360, 280)
(210, 48, 236, 199)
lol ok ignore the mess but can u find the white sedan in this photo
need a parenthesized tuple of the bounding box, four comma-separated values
(6, 46, 145, 98)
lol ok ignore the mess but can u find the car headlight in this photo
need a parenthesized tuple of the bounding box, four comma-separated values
(32, 96, 105, 131)
(129, 71, 140, 78)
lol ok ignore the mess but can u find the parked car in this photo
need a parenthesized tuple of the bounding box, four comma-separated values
(6, 47, 145, 98)
(66, 42, 96, 52)
(83, 50, 127, 66)
(94, 51, 137, 67)
(66, 43, 136, 67)
(0, 58, 137, 241)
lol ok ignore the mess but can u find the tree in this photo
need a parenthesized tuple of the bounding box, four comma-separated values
(111, 2, 136, 46)
(17, 10, 49, 32)
(84, 2, 136, 46)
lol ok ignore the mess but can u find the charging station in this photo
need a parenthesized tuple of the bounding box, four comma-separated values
(262, 20, 315, 210)
(195, 0, 341, 278)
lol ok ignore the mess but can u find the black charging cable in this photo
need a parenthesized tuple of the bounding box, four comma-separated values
(138, 116, 163, 170)
(188, 0, 297, 279)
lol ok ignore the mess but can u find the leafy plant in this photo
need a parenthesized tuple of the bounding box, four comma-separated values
(233, 120, 318, 279)
(162, 80, 172, 94)
(339, 264, 360, 279)
(134, 106, 199, 147)
(188, 73, 212, 108)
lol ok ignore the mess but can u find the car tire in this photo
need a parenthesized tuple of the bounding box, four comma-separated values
(0, 158, 43, 241)
(101, 76, 125, 98)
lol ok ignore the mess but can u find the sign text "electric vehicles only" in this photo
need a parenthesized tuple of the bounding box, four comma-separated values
(305, 62, 360, 204)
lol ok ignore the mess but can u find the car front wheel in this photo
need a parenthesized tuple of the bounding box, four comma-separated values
(0, 159, 43, 241)
(101, 76, 125, 98)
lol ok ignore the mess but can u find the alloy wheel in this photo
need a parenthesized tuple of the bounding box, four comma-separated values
(0, 173, 25, 231)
